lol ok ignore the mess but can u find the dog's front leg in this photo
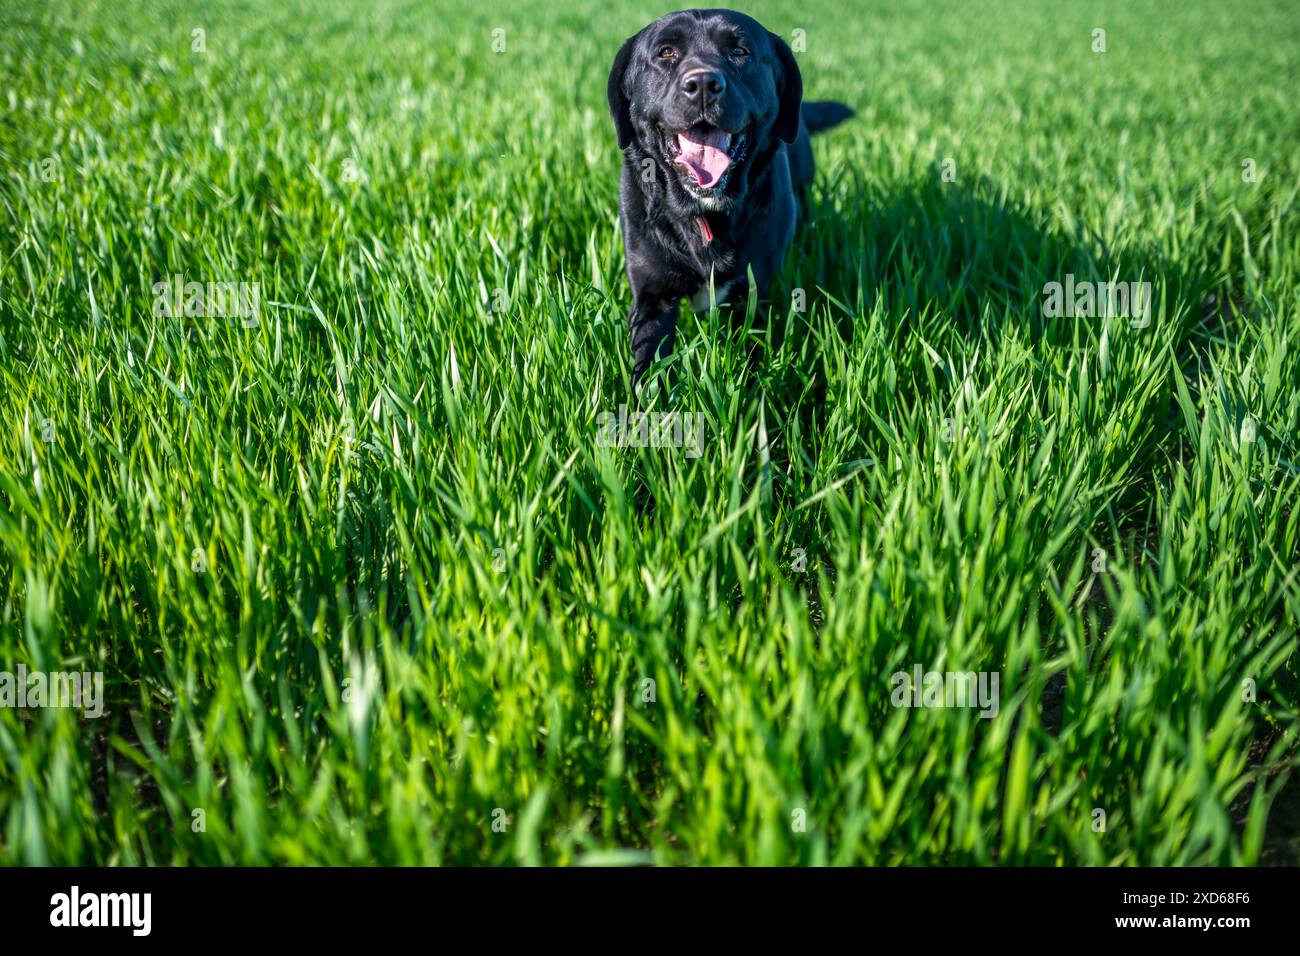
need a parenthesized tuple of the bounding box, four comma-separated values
(629, 295, 680, 393)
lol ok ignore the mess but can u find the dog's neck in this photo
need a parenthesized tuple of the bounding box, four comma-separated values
(687, 141, 782, 246)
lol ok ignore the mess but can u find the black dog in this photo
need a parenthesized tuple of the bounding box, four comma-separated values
(607, 9, 852, 387)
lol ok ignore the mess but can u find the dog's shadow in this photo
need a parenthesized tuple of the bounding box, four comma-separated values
(758, 162, 1212, 447)
(787, 162, 1206, 354)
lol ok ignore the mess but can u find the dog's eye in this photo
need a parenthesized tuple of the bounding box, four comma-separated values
(656, 46, 676, 59)
(731, 46, 750, 58)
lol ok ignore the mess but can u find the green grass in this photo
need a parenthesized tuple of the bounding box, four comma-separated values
(1, 0, 1298, 865)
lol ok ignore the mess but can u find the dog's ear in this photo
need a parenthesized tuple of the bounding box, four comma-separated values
(767, 32, 803, 144)
(607, 32, 640, 150)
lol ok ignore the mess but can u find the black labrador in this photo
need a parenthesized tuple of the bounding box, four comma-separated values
(607, 9, 852, 388)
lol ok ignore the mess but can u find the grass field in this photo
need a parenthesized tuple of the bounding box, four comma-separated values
(1, 0, 1298, 866)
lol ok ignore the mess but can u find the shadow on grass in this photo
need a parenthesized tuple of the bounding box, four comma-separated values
(758, 165, 1225, 518)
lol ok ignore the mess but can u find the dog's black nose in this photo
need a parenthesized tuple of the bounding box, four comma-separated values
(679, 70, 725, 102)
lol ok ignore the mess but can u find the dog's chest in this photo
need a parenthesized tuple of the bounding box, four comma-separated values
(678, 228, 743, 310)
(687, 278, 736, 312)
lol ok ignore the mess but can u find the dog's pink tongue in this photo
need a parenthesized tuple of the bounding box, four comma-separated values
(673, 130, 732, 188)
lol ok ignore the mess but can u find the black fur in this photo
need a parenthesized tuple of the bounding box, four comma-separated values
(607, 9, 852, 387)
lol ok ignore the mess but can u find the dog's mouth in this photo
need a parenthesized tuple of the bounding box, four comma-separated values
(662, 123, 750, 192)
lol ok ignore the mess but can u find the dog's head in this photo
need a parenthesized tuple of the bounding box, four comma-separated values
(608, 9, 802, 210)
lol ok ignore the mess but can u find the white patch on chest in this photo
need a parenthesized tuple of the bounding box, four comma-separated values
(688, 278, 735, 312)
(696, 194, 730, 213)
